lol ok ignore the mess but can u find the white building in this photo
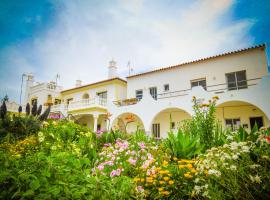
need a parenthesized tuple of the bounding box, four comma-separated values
(23, 44, 270, 137)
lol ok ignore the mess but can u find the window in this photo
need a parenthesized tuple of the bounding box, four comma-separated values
(136, 90, 143, 100)
(225, 118, 241, 130)
(67, 98, 73, 105)
(97, 91, 107, 99)
(171, 122, 175, 129)
(149, 87, 157, 100)
(226, 70, 247, 90)
(54, 99, 61, 105)
(191, 78, 207, 90)
(164, 84, 169, 92)
(152, 123, 160, 138)
(31, 98, 37, 105)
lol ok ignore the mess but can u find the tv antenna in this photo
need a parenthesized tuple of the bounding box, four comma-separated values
(127, 61, 133, 76)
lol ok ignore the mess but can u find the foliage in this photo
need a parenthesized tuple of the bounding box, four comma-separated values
(0, 101, 7, 119)
(37, 105, 42, 115)
(38, 106, 51, 121)
(26, 103, 30, 116)
(0, 99, 270, 199)
(164, 129, 203, 159)
(31, 102, 38, 116)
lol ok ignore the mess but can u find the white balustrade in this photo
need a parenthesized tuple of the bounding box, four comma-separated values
(53, 97, 107, 113)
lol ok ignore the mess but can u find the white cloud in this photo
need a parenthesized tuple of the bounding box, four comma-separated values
(0, 0, 254, 101)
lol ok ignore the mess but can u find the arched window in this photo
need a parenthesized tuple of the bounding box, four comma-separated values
(82, 93, 89, 99)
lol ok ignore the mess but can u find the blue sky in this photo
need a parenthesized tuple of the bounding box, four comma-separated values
(0, 0, 269, 102)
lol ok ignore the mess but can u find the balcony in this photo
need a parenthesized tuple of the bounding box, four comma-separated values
(50, 97, 107, 115)
(157, 77, 261, 99)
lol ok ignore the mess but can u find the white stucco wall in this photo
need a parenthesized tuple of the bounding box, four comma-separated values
(126, 47, 268, 99)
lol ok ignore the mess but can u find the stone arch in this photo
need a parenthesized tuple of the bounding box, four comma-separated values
(150, 107, 192, 138)
(111, 112, 145, 134)
(216, 100, 270, 130)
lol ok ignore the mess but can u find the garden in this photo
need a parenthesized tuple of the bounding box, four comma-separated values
(0, 97, 270, 199)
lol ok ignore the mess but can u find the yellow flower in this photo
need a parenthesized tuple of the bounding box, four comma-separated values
(162, 191, 170, 196)
(164, 170, 170, 174)
(163, 161, 169, 166)
(191, 169, 197, 173)
(184, 173, 193, 179)
(178, 165, 185, 169)
(187, 164, 193, 169)
(168, 180, 174, 185)
(158, 187, 164, 191)
(140, 178, 145, 182)
(159, 181, 165, 184)
(146, 177, 154, 183)
(173, 157, 178, 161)
(163, 177, 169, 181)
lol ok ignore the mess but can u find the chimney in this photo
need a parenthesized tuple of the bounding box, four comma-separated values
(108, 59, 118, 79)
(24, 73, 34, 105)
(75, 80, 82, 87)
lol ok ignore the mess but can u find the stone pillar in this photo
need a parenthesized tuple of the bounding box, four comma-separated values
(93, 114, 99, 132)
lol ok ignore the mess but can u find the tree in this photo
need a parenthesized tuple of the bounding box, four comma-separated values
(38, 106, 51, 121)
(18, 105, 22, 113)
(37, 105, 42, 116)
(0, 101, 7, 119)
(26, 103, 30, 116)
(2, 95, 9, 102)
(31, 102, 37, 116)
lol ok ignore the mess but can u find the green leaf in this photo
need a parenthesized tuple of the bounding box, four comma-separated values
(30, 179, 40, 191)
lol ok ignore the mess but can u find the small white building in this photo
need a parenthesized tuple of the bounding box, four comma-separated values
(23, 44, 270, 137)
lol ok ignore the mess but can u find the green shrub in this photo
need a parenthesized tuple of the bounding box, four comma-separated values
(164, 129, 203, 159)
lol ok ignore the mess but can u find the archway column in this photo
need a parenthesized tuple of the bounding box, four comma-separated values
(93, 114, 99, 132)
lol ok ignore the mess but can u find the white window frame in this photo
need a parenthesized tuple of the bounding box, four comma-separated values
(226, 70, 247, 91)
(225, 118, 241, 131)
(135, 89, 143, 100)
(191, 78, 207, 90)
(164, 84, 170, 92)
(149, 87, 157, 100)
(152, 123, 160, 138)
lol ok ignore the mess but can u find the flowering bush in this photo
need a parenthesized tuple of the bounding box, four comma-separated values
(0, 103, 270, 199)
(93, 139, 162, 178)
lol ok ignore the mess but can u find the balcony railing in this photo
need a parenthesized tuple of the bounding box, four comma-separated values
(157, 77, 261, 99)
(113, 98, 138, 107)
(50, 97, 107, 113)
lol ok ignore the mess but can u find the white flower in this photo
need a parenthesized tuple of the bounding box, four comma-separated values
(241, 145, 250, 153)
(249, 164, 260, 169)
(232, 154, 238, 160)
(208, 169, 221, 177)
(230, 165, 236, 170)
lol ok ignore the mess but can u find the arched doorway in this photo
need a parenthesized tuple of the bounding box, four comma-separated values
(75, 114, 93, 128)
(151, 108, 191, 138)
(111, 113, 145, 134)
(216, 101, 270, 131)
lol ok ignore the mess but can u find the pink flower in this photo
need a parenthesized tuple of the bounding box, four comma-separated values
(138, 142, 145, 149)
(97, 165, 104, 171)
(110, 170, 117, 177)
(136, 186, 144, 193)
(110, 169, 122, 177)
(104, 143, 111, 148)
(128, 157, 137, 165)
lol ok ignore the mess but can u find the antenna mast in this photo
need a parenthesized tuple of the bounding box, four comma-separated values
(127, 61, 133, 76)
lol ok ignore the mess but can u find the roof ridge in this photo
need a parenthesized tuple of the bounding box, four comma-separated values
(127, 44, 266, 79)
(61, 77, 127, 93)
